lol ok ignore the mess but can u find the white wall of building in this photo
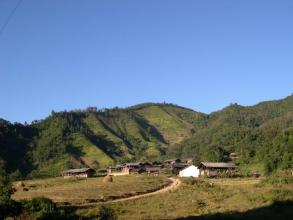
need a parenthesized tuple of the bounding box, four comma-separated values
(179, 165, 200, 178)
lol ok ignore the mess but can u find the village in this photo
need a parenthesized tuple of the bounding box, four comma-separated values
(62, 153, 240, 179)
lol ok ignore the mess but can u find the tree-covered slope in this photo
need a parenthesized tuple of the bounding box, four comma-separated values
(0, 104, 205, 178)
(167, 95, 293, 174)
(0, 96, 292, 178)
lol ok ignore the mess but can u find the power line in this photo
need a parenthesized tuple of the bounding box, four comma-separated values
(0, 0, 23, 37)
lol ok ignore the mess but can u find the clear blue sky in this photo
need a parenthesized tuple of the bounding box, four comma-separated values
(0, 0, 292, 123)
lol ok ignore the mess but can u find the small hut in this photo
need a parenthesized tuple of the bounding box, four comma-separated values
(182, 158, 193, 165)
(62, 168, 96, 178)
(123, 163, 143, 173)
(229, 152, 239, 160)
(198, 162, 237, 177)
(145, 167, 160, 176)
(164, 159, 182, 168)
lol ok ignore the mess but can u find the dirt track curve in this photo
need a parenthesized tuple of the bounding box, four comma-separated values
(74, 177, 181, 207)
(105, 177, 181, 204)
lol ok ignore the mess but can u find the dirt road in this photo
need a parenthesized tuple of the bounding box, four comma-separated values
(74, 177, 181, 207)
(105, 177, 181, 204)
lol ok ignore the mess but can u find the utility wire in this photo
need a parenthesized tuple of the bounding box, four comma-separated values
(0, 0, 23, 37)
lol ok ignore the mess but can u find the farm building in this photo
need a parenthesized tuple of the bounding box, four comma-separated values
(107, 165, 123, 173)
(164, 159, 182, 168)
(107, 164, 129, 176)
(145, 167, 160, 176)
(198, 162, 237, 177)
(62, 168, 95, 178)
(172, 162, 189, 174)
(123, 163, 144, 173)
(182, 158, 193, 165)
(107, 162, 162, 176)
(107, 163, 144, 176)
(229, 152, 239, 160)
(152, 161, 163, 167)
(179, 165, 200, 178)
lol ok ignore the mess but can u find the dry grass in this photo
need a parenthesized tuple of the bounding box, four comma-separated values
(75, 176, 293, 219)
(12, 174, 293, 219)
(12, 175, 170, 205)
(207, 177, 263, 185)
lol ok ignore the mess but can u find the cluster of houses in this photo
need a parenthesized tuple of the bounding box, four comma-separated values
(62, 157, 238, 179)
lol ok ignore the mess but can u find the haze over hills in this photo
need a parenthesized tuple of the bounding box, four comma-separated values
(0, 95, 292, 178)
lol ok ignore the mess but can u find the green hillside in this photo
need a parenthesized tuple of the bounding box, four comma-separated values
(0, 96, 292, 178)
(168, 95, 293, 174)
(0, 104, 205, 178)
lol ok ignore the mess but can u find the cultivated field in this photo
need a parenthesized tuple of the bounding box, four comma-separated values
(12, 175, 170, 205)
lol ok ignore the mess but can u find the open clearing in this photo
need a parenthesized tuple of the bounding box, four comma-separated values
(102, 177, 181, 205)
(76, 176, 293, 219)
(12, 175, 170, 205)
(11, 174, 293, 219)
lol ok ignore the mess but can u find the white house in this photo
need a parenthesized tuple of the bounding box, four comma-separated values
(178, 165, 200, 178)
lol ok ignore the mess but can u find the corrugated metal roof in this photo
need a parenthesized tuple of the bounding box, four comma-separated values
(200, 162, 237, 168)
(173, 162, 188, 168)
(146, 167, 160, 171)
(63, 168, 94, 174)
(124, 163, 141, 166)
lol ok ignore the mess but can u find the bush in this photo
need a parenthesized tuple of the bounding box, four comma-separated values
(22, 197, 60, 220)
(184, 178, 213, 189)
(98, 205, 117, 220)
(0, 199, 21, 219)
(0, 160, 20, 219)
(262, 172, 293, 185)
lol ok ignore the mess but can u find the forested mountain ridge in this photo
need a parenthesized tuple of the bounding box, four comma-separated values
(0, 96, 292, 178)
(0, 103, 206, 178)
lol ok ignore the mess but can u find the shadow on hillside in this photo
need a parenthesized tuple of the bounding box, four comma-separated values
(176, 200, 293, 220)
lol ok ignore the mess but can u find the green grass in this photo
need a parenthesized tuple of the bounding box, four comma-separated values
(33, 157, 70, 178)
(136, 105, 194, 144)
(83, 114, 131, 157)
(69, 132, 114, 167)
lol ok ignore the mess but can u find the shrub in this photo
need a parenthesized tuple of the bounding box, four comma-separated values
(186, 178, 213, 189)
(98, 205, 117, 220)
(262, 172, 293, 185)
(0, 199, 21, 219)
(22, 197, 59, 220)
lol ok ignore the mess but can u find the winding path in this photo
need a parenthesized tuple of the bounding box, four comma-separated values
(75, 177, 181, 207)
(105, 177, 181, 204)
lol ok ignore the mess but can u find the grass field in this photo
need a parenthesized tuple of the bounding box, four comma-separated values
(11, 173, 293, 219)
(12, 175, 170, 205)
(76, 175, 293, 220)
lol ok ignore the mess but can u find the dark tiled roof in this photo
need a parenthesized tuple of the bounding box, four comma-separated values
(173, 162, 188, 168)
(164, 159, 181, 163)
